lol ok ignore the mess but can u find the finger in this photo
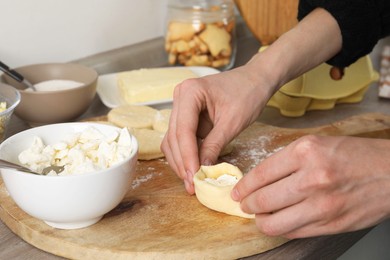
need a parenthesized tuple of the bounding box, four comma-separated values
(164, 90, 186, 180)
(254, 199, 320, 237)
(199, 108, 245, 165)
(329, 66, 345, 80)
(232, 144, 300, 201)
(284, 182, 390, 238)
(161, 135, 194, 193)
(198, 130, 227, 166)
(196, 111, 213, 139)
(282, 220, 339, 239)
(174, 79, 205, 184)
(240, 171, 305, 214)
(253, 187, 355, 238)
(161, 135, 179, 175)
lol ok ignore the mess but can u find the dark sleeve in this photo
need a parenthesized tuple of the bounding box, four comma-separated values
(298, 0, 390, 67)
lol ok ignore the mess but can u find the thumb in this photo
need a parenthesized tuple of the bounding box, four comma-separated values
(199, 127, 233, 166)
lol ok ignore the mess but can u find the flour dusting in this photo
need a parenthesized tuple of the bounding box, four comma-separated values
(230, 134, 285, 169)
(131, 167, 162, 189)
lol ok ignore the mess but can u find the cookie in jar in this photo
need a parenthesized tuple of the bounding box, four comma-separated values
(165, 0, 236, 70)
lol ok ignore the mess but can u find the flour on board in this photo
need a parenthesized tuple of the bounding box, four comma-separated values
(229, 135, 285, 168)
(131, 168, 162, 189)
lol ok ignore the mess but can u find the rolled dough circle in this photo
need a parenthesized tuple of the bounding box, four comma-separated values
(153, 109, 171, 133)
(108, 105, 158, 129)
(129, 128, 165, 160)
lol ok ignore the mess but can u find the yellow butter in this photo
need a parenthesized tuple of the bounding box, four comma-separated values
(117, 68, 198, 104)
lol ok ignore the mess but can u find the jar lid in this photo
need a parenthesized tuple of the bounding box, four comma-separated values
(168, 0, 234, 22)
(168, 0, 232, 9)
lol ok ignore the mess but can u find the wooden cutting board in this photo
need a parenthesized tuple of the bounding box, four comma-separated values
(235, 0, 299, 45)
(1, 113, 390, 259)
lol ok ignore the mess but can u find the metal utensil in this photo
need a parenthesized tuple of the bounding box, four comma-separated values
(41, 165, 65, 175)
(0, 60, 37, 91)
(0, 159, 64, 175)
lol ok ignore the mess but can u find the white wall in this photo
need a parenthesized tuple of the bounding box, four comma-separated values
(0, 0, 168, 67)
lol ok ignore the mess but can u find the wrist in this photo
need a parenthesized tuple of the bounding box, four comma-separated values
(243, 7, 342, 98)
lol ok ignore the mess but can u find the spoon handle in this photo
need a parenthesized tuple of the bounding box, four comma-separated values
(0, 61, 24, 82)
(0, 159, 39, 175)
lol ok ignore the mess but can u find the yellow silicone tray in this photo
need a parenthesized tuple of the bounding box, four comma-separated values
(267, 85, 371, 117)
(263, 50, 378, 117)
(277, 55, 378, 99)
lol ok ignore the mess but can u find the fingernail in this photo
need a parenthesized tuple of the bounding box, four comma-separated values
(186, 170, 193, 184)
(202, 159, 212, 166)
(184, 179, 190, 191)
(231, 188, 240, 201)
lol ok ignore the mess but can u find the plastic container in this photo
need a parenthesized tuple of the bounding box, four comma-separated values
(165, 0, 236, 70)
(259, 46, 379, 117)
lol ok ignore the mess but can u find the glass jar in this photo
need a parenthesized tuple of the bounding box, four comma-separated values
(165, 0, 236, 71)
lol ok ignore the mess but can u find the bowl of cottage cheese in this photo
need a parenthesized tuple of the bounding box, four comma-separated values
(0, 122, 138, 229)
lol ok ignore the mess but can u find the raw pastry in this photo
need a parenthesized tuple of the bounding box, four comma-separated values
(129, 128, 165, 160)
(106, 105, 235, 161)
(193, 162, 254, 219)
(107, 105, 158, 129)
(153, 109, 172, 133)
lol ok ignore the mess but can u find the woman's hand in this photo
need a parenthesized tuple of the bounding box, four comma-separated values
(161, 65, 275, 194)
(232, 135, 390, 238)
(161, 7, 343, 195)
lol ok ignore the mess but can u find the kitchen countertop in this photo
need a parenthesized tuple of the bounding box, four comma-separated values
(0, 19, 389, 259)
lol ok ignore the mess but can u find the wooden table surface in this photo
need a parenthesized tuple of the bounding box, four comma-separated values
(1, 19, 389, 259)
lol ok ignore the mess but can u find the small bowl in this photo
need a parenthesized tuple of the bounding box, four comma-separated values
(1, 63, 98, 126)
(0, 83, 21, 141)
(0, 122, 138, 229)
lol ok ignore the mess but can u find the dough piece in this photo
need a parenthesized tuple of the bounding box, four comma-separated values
(193, 162, 254, 219)
(107, 105, 158, 129)
(129, 128, 165, 160)
(153, 109, 172, 133)
(117, 68, 197, 104)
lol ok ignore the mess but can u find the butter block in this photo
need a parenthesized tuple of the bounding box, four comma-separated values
(117, 68, 198, 104)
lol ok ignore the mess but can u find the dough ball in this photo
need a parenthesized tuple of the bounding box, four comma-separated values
(193, 162, 254, 219)
(129, 128, 165, 160)
(153, 109, 172, 133)
(108, 105, 158, 129)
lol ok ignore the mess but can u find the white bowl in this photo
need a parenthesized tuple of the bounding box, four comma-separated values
(0, 122, 138, 229)
(0, 82, 21, 141)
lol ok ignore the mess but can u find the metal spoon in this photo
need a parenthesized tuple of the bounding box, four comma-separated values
(0, 60, 37, 91)
(0, 159, 64, 175)
(41, 165, 65, 175)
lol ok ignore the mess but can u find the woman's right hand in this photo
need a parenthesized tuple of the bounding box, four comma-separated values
(161, 7, 343, 194)
(161, 64, 275, 194)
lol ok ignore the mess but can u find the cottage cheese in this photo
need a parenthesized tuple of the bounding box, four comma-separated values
(204, 174, 238, 186)
(18, 126, 133, 175)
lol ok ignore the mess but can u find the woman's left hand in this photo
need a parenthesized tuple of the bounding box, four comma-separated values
(232, 135, 390, 238)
